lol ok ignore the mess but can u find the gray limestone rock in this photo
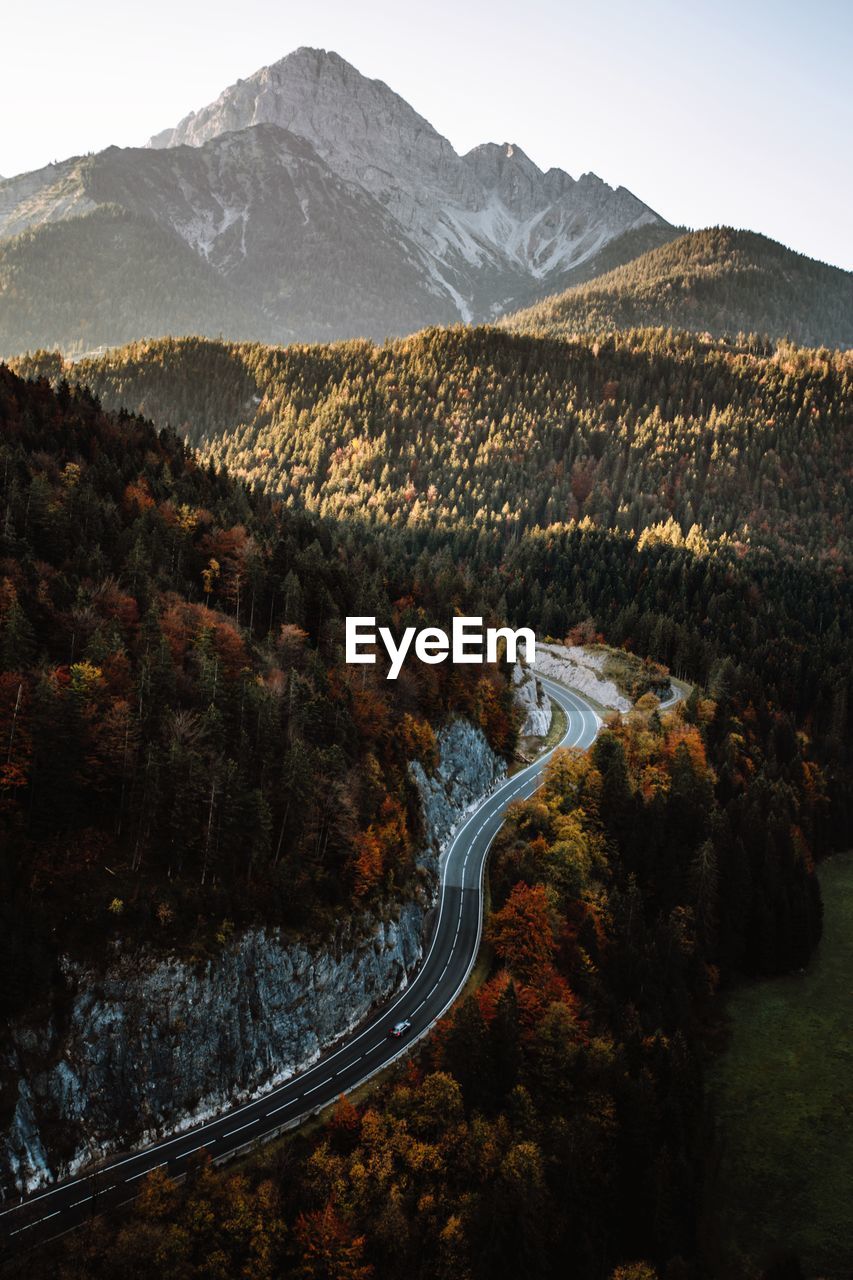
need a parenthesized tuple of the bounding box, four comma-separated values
(0, 716, 504, 1197)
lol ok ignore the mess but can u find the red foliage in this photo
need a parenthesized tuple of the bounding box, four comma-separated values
(294, 1202, 373, 1280)
(487, 882, 557, 986)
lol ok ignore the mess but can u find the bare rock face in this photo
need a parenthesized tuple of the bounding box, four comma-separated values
(0, 47, 669, 353)
(0, 124, 457, 349)
(512, 662, 553, 737)
(0, 718, 504, 1197)
(150, 48, 483, 234)
(408, 719, 507, 857)
(148, 48, 667, 307)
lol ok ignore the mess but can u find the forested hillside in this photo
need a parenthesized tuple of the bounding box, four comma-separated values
(503, 228, 853, 349)
(18, 324, 852, 560)
(0, 207, 279, 357)
(0, 366, 516, 1023)
(4, 345, 851, 1277)
(28, 687, 826, 1280)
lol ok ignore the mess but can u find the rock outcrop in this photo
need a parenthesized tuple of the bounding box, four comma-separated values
(0, 718, 504, 1197)
(535, 643, 632, 712)
(512, 662, 553, 736)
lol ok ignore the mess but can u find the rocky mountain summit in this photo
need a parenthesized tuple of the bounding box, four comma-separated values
(0, 47, 670, 353)
(148, 47, 668, 320)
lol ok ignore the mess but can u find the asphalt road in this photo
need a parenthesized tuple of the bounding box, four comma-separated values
(0, 677, 613, 1253)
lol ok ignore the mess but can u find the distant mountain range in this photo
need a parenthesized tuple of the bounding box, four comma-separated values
(0, 47, 670, 354)
(0, 47, 849, 357)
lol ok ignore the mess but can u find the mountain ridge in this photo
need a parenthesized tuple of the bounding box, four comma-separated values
(147, 47, 666, 304)
(1, 48, 847, 355)
(0, 47, 668, 353)
(502, 226, 853, 348)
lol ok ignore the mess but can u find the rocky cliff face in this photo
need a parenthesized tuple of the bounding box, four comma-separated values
(512, 662, 553, 737)
(147, 47, 666, 312)
(0, 718, 503, 1198)
(408, 719, 507, 858)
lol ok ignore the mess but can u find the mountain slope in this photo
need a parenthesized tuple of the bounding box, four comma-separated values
(0, 360, 519, 1017)
(502, 227, 853, 347)
(17, 325, 852, 561)
(3, 344, 848, 1280)
(0, 48, 668, 354)
(0, 124, 457, 355)
(148, 47, 668, 317)
(0, 206, 274, 355)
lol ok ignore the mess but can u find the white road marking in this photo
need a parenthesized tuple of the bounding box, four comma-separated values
(0, 1177, 84, 1216)
(2, 677, 611, 1232)
(304, 1076, 334, 1095)
(221, 1118, 259, 1139)
(267, 1098, 299, 1117)
(9, 1210, 61, 1236)
(125, 1161, 167, 1182)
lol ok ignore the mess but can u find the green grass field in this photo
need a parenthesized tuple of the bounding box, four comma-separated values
(702, 852, 853, 1278)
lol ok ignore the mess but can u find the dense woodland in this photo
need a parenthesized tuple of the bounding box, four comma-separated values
(504, 229, 853, 350)
(27, 693, 825, 1279)
(0, 366, 517, 1026)
(3, 313, 851, 1277)
(0, 207, 278, 358)
(18, 324, 851, 560)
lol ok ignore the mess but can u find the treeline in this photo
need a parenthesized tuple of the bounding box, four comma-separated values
(36, 693, 823, 1280)
(17, 324, 852, 560)
(0, 366, 516, 1022)
(503, 228, 853, 350)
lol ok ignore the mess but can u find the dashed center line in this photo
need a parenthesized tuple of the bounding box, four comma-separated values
(304, 1076, 334, 1095)
(221, 1118, 259, 1139)
(9, 1210, 61, 1236)
(267, 1098, 299, 1117)
(2, 684, 602, 1241)
(126, 1161, 168, 1182)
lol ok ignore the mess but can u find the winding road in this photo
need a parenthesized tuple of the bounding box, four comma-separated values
(1, 677, 639, 1252)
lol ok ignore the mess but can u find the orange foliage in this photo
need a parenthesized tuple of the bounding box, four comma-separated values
(328, 1094, 362, 1141)
(212, 619, 248, 677)
(353, 796, 409, 898)
(294, 1202, 373, 1280)
(399, 713, 438, 769)
(123, 478, 155, 513)
(353, 828, 382, 899)
(663, 722, 708, 773)
(348, 684, 393, 748)
(488, 882, 556, 986)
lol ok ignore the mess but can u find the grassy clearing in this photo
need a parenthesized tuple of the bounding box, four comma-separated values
(541, 697, 569, 753)
(701, 851, 853, 1278)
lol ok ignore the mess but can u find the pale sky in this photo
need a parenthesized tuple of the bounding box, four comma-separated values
(2, 0, 851, 269)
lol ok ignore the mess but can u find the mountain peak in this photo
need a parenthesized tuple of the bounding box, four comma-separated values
(0, 47, 670, 352)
